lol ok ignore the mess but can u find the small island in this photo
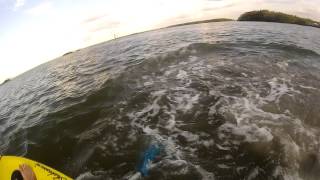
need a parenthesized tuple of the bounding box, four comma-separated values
(62, 49, 81, 57)
(167, 18, 233, 28)
(238, 10, 320, 28)
(0, 79, 11, 85)
(164, 10, 319, 29)
(62, 51, 74, 56)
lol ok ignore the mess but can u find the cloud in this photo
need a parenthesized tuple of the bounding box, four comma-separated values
(202, 3, 235, 11)
(90, 21, 121, 32)
(201, 0, 236, 12)
(82, 13, 109, 24)
(13, 0, 25, 10)
(81, 12, 120, 33)
(267, 0, 293, 4)
(26, 1, 53, 15)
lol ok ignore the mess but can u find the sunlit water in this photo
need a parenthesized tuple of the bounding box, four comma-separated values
(1, 22, 320, 180)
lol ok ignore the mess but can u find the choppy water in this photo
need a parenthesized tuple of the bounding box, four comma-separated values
(1, 21, 320, 180)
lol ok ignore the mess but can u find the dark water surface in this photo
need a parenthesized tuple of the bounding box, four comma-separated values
(1, 22, 320, 180)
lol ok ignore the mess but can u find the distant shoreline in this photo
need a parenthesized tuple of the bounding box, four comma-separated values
(238, 10, 320, 28)
(166, 18, 234, 28)
(2, 10, 319, 84)
(58, 10, 319, 58)
(117, 10, 319, 43)
(163, 10, 320, 29)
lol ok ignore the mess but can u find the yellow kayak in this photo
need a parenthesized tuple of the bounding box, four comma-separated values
(0, 156, 73, 180)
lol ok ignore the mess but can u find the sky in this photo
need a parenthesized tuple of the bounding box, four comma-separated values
(0, 0, 319, 83)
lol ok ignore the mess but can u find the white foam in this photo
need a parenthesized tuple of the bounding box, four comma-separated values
(276, 61, 288, 70)
(164, 69, 175, 76)
(202, 139, 214, 148)
(217, 164, 230, 169)
(133, 90, 166, 119)
(175, 93, 200, 113)
(127, 172, 142, 180)
(176, 70, 188, 79)
(247, 167, 260, 180)
(179, 61, 188, 65)
(143, 126, 159, 134)
(219, 123, 273, 142)
(195, 165, 215, 180)
(144, 81, 153, 86)
(298, 84, 318, 90)
(216, 144, 231, 151)
(273, 166, 304, 180)
(75, 172, 95, 180)
(241, 72, 248, 77)
(208, 105, 217, 116)
(189, 56, 198, 62)
(125, 56, 310, 180)
(162, 136, 183, 160)
(180, 131, 199, 142)
(165, 116, 176, 130)
(277, 135, 300, 169)
(227, 96, 285, 126)
(151, 89, 167, 97)
(224, 155, 233, 160)
(264, 78, 300, 103)
(172, 86, 188, 91)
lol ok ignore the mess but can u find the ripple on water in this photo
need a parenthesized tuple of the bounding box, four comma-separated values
(1, 22, 320, 180)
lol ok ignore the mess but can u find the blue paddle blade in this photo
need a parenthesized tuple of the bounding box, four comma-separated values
(137, 144, 161, 176)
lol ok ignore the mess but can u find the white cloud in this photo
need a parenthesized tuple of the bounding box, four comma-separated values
(1, 0, 320, 82)
(82, 13, 110, 24)
(26, 1, 53, 15)
(13, 0, 25, 10)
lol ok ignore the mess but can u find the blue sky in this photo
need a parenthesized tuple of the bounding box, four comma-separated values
(0, 0, 319, 83)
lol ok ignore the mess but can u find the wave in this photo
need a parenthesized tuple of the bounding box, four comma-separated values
(1, 37, 320, 179)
